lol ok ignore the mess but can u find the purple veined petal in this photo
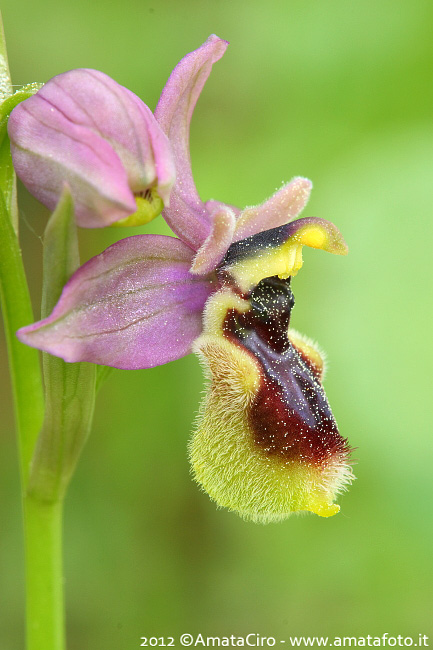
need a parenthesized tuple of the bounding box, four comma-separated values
(190, 206, 236, 275)
(155, 35, 229, 250)
(17, 235, 216, 369)
(233, 177, 312, 242)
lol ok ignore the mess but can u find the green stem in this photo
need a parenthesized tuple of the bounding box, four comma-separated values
(24, 497, 65, 650)
(0, 193, 65, 648)
(0, 19, 68, 647)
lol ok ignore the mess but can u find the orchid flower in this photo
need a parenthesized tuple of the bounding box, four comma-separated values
(14, 35, 353, 522)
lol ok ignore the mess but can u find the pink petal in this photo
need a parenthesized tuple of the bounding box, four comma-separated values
(233, 177, 312, 242)
(17, 235, 215, 369)
(155, 35, 229, 250)
(190, 206, 236, 275)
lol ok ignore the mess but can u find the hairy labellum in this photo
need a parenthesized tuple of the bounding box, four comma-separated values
(190, 224, 353, 523)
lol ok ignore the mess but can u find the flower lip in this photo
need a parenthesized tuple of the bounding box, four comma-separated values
(190, 276, 353, 523)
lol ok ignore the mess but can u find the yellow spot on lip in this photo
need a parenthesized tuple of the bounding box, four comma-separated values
(297, 225, 328, 249)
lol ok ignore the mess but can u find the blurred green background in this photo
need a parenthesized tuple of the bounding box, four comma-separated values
(1, 0, 432, 648)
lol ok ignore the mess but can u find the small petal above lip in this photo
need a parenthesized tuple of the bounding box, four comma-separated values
(190, 206, 236, 275)
(17, 235, 215, 369)
(155, 34, 229, 250)
(233, 177, 313, 242)
(8, 69, 175, 227)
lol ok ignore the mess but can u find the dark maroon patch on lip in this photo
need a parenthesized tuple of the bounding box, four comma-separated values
(222, 276, 349, 465)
